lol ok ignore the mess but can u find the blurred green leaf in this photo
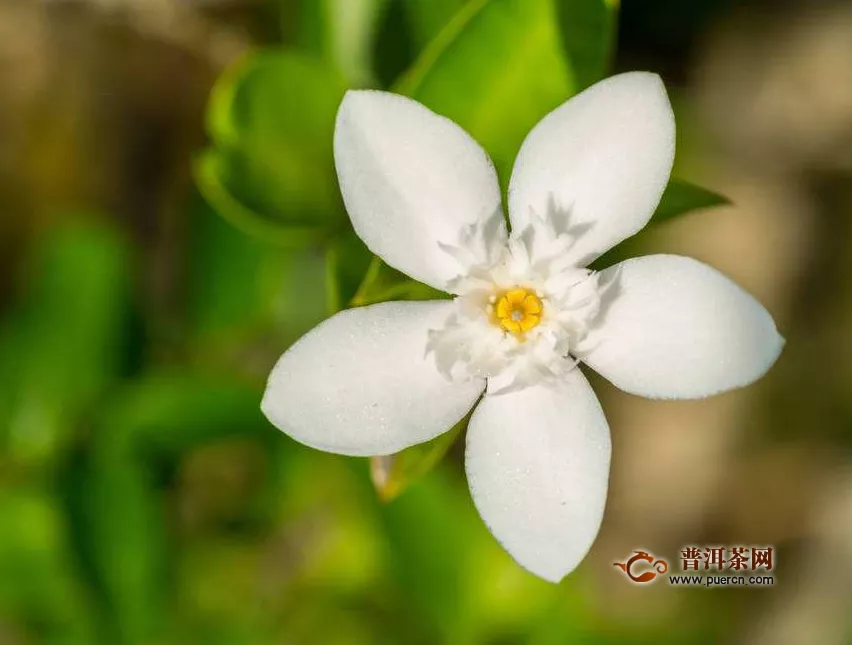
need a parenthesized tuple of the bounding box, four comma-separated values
(653, 179, 730, 224)
(270, 245, 337, 342)
(401, 0, 467, 51)
(375, 471, 482, 641)
(0, 222, 129, 465)
(194, 151, 330, 248)
(329, 230, 374, 307)
(399, 0, 574, 181)
(187, 196, 334, 372)
(372, 0, 417, 87)
(188, 196, 278, 338)
(0, 489, 99, 645)
(97, 374, 269, 452)
(555, 0, 619, 90)
(298, 0, 391, 86)
(197, 51, 347, 243)
(79, 450, 165, 645)
(371, 0, 467, 88)
(369, 416, 468, 501)
(398, 0, 618, 92)
(74, 374, 271, 645)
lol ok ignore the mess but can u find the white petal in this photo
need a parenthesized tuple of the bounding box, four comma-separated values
(508, 72, 675, 266)
(262, 301, 484, 456)
(334, 90, 504, 291)
(465, 370, 611, 582)
(580, 255, 784, 399)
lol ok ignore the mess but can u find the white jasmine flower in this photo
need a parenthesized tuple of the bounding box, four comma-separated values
(262, 72, 784, 582)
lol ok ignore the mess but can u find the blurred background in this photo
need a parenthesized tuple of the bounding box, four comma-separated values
(1, 0, 851, 643)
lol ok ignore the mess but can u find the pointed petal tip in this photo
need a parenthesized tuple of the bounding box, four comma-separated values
(529, 563, 572, 585)
(772, 328, 786, 356)
(465, 372, 610, 584)
(260, 385, 291, 439)
(582, 255, 785, 400)
(259, 377, 283, 430)
(338, 87, 377, 109)
(259, 388, 272, 422)
(750, 324, 785, 384)
(493, 525, 592, 584)
(335, 89, 375, 128)
(613, 71, 669, 102)
(335, 90, 398, 138)
(641, 70, 665, 85)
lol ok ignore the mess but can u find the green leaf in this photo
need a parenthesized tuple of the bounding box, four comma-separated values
(75, 375, 271, 644)
(399, 0, 574, 182)
(272, 245, 338, 342)
(188, 195, 279, 338)
(401, 0, 468, 51)
(193, 151, 330, 248)
(97, 374, 270, 452)
(374, 471, 483, 640)
(0, 222, 130, 465)
(329, 229, 374, 307)
(652, 179, 731, 224)
(0, 489, 99, 645)
(189, 196, 332, 350)
(297, 0, 391, 86)
(197, 51, 348, 243)
(372, 0, 469, 87)
(371, 0, 418, 87)
(555, 0, 619, 90)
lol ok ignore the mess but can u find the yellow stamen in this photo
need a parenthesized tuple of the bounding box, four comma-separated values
(494, 288, 543, 335)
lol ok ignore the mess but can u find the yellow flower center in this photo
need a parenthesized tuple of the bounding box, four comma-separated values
(494, 288, 543, 334)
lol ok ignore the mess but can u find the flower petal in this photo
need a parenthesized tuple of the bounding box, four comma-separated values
(508, 72, 675, 266)
(465, 369, 611, 582)
(262, 301, 484, 456)
(580, 255, 784, 399)
(334, 90, 504, 291)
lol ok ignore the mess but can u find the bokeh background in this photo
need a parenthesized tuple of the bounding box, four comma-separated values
(1, 0, 851, 643)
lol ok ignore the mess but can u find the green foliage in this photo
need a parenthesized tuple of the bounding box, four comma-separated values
(375, 470, 482, 640)
(297, 0, 391, 86)
(399, 0, 574, 182)
(401, 0, 468, 51)
(0, 489, 99, 645)
(188, 198, 334, 356)
(555, 0, 619, 90)
(0, 222, 130, 465)
(196, 51, 348, 246)
(653, 178, 731, 224)
(75, 375, 271, 645)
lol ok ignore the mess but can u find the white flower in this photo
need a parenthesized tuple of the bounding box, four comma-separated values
(261, 72, 784, 582)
